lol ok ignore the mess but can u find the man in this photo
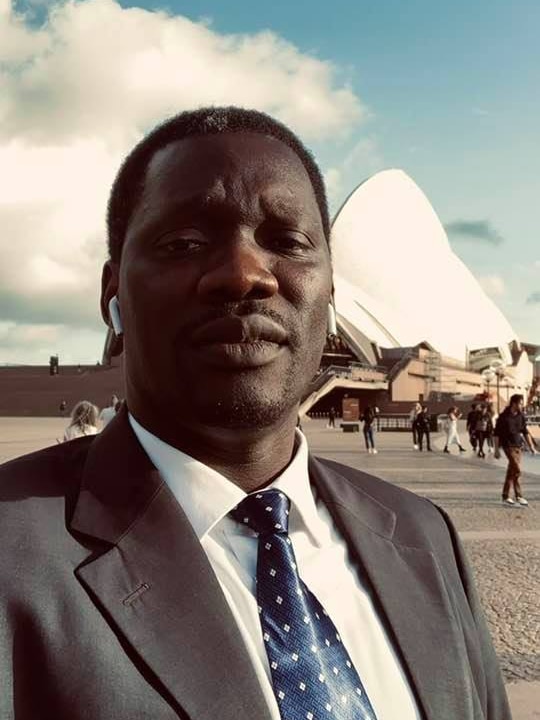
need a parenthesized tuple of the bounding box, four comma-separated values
(99, 393, 120, 427)
(415, 405, 432, 452)
(0, 108, 510, 719)
(409, 402, 421, 450)
(494, 393, 536, 506)
(466, 402, 479, 452)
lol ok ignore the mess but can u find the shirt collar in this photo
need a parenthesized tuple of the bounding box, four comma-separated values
(128, 413, 323, 546)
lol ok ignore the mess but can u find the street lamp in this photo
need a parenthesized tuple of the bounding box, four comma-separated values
(482, 368, 495, 403)
(486, 360, 507, 414)
(502, 376, 511, 403)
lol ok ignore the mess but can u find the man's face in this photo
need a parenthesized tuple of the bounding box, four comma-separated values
(510, 398, 523, 412)
(105, 132, 332, 429)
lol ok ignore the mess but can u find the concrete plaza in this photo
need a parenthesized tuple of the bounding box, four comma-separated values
(1, 416, 538, 719)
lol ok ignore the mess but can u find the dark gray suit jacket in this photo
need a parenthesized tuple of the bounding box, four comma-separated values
(0, 411, 511, 719)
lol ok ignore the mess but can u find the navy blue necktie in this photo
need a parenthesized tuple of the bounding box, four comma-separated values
(231, 489, 378, 720)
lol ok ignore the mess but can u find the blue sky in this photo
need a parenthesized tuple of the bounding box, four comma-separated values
(1, 0, 539, 362)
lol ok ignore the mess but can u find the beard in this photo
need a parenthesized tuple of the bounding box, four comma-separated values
(173, 358, 302, 429)
(164, 300, 327, 430)
(127, 297, 329, 433)
(198, 371, 298, 429)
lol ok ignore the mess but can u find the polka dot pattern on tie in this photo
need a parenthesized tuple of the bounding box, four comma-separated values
(231, 489, 378, 720)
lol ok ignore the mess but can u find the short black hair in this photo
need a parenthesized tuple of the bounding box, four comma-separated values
(107, 106, 330, 262)
(510, 393, 524, 406)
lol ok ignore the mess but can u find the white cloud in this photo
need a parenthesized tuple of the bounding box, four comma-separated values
(0, 0, 364, 364)
(478, 274, 506, 297)
(324, 167, 343, 208)
(324, 137, 384, 214)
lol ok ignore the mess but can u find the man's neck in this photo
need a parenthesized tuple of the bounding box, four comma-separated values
(129, 407, 299, 493)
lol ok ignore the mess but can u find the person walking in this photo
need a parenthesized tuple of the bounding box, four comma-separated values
(361, 404, 377, 454)
(475, 405, 491, 458)
(466, 403, 479, 452)
(409, 402, 422, 449)
(494, 393, 537, 505)
(443, 406, 466, 453)
(327, 406, 336, 428)
(62, 401, 99, 442)
(486, 402, 497, 454)
(416, 405, 432, 451)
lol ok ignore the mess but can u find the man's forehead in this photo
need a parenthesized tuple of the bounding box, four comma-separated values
(141, 133, 318, 215)
(145, 133, 311, 189)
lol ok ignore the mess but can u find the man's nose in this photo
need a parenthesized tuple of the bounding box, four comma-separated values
(197, 238, 279, 302)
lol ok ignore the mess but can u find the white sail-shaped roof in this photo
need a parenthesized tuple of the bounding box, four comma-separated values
(331, 169, 517, 364)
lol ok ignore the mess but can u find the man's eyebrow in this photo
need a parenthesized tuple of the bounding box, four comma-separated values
(259, 194, 305, 222)
(151, 194, 241, 224)
(162, 194, 225, 214)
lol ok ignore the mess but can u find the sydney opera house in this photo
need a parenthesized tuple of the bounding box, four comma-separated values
(1, 169, 538, 417)
(302, 169, 538, 416)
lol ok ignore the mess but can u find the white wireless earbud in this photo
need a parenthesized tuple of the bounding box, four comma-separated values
(327, 302, 337, 336)
(108, 295, 123, 336)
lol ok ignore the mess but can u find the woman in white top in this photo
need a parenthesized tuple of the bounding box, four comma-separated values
(443, 406, 466, 454)
(63, 401, 99, 442)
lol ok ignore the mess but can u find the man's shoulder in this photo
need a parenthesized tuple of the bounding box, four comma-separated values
(0, 437, 94, 508)
(313, 455, 447, 537)
(312, 455, 464, 561)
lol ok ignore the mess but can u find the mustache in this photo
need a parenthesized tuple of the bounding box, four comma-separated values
(175, 302, 299, 344)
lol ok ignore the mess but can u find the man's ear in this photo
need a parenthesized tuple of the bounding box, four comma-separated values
(101, 261, 123, 357)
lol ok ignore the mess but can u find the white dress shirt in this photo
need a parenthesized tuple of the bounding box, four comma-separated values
(129, 414, 421, 720)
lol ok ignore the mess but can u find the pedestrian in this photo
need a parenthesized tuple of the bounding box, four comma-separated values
(59, 399, 67, 416)
(486, 402, 497, 453)
(328, 406, 336, 428)
(409, 402, 422, 449)
(466, 402, 479, 452)
(361, 405, 377, 454)
(0, 106, 509, 719)
(62, 401, 99, 442)
(494, 393, 537, 506)
(99, 394, 120, 427)
(416, 405, 432, 451)
(443, 406, 466, 453)
(475, 405, 491, 458)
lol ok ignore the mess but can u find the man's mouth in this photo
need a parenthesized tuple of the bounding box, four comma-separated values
(190, 314, 288, 368)
(192, 314, 288, 346)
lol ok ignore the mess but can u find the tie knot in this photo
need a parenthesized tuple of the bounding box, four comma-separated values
(231, 489, 290, 535)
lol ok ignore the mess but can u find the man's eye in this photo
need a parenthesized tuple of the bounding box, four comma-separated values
(269, 233, 311, 254)
(156, 234, 206, 255)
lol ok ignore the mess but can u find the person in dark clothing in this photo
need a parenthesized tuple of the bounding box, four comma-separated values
(466, 403, 479, 451)
(494, 394, 537, 505)
(416, 406, 432, 451)
(328, 406, 336, 428)
(475, 405, 492, 458)
(361, 405, 377, 454)
(409, 402, 422, 449)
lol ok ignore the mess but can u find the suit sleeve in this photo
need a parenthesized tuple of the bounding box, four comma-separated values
(435, 505, 512, 720)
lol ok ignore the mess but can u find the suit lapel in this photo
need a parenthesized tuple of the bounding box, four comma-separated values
(70, 410, 272, 720)
(309, 457, 476, 720)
